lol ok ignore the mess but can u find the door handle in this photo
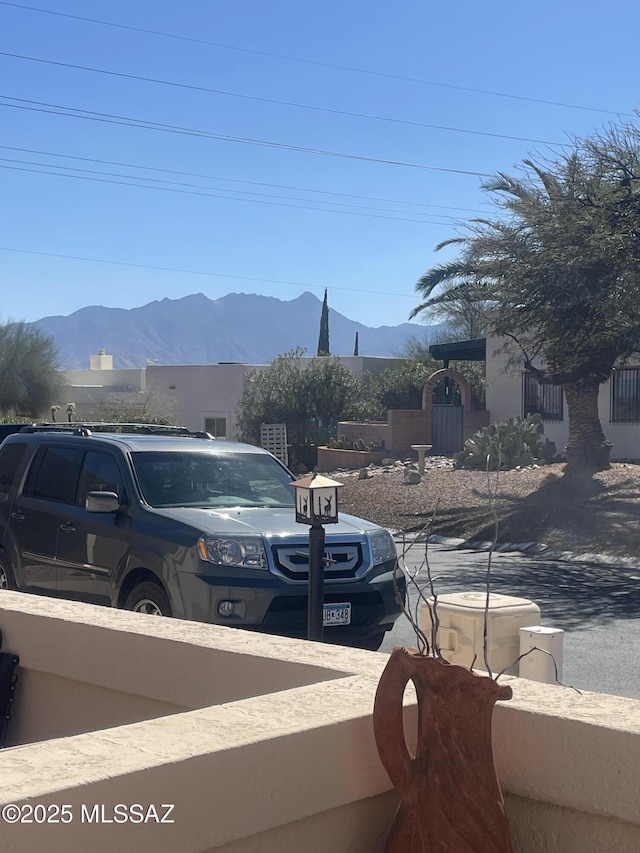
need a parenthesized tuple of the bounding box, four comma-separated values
(59, 522, 77, 533)
(10, 512, 25, 521)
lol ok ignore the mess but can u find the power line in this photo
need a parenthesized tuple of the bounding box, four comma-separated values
(1, 156, 464, 221)
(0, 51, 567, 148)
(0, 1, 634, 118)
(1, 155, 463, 219)
(1, 164, 459, 225)
(0, 247, 418, 300)
(0, 145, 492, 214)
(0, 95, 494, 177)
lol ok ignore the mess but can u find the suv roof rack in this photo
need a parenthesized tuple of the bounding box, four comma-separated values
(18, 423, 215, 439)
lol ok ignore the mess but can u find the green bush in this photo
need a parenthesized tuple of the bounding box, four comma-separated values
(453, 414, 557, 470)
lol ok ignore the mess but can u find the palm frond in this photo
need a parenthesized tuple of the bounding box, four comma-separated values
(434, 236, 469, 252)
(409, 280, 489, 320)
(522, 160, 563, 199)
(414, 261, 474, 296)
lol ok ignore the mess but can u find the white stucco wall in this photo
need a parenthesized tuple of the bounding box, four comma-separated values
(64, 368, 146, 390)
(485, 336, 640, 460)
(146, 358, 405, 440)
(145, 363, 266, 438)
(59, 356, 405, 439)
(61, 366, 147, 421)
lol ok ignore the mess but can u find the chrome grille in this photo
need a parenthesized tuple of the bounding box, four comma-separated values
(271, 542, 363, 582)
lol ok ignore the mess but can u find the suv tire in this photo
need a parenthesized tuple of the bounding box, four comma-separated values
(0, 553, 16, 591)
(124, 582, 172, 617)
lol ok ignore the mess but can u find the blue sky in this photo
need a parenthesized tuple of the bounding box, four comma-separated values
(2, 0, 639, 331)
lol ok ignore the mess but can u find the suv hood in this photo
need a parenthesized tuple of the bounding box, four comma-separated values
(151, 506, 381, 538)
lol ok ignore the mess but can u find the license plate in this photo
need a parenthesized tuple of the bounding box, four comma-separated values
(323, 602, 351, 627)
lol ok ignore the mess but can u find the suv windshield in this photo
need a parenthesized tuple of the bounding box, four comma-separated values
(132, 451, 295, 509)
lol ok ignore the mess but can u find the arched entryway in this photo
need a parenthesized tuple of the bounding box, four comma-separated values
(422, 369, 471, 455)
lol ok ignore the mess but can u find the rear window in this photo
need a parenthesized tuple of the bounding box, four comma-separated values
(0, 443, 27, 493)
(24, 446, 80, 503)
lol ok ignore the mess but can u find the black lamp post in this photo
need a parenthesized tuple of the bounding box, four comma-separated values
(292, 472, 343, 642)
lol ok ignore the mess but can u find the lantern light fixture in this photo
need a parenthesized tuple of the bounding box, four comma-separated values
(292, 472, 343, 526)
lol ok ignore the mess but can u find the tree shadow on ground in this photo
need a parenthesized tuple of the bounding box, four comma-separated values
(408, 550, 640, 630)
(403, 469, 640, 560)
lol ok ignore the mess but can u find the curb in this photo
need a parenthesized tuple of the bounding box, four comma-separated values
(391, 532, 640, 571)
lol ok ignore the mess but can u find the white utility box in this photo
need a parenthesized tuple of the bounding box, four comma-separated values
(519, 626, 564, 684)
(420, 591, 541, 676)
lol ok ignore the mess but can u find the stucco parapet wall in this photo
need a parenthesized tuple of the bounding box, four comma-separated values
(0, 591, 358, 709)
(0, 596, 393, 851)
(496, 676, 640, 829)
(0, 594, 639, 851)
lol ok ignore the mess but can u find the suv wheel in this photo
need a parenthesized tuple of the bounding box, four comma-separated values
(124, 582, 172, 617)
(0, 554, 15, 591)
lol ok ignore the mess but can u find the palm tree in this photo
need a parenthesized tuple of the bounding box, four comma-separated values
(411, 126, 640, 472)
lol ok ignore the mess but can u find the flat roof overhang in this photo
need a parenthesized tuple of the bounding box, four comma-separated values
(429, 338, 486, 365)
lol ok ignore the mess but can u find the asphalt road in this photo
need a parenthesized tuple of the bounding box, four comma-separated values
(380, 543, 640, 700)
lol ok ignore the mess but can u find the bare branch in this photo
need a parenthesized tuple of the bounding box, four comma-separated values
(496, 647, 582, 695)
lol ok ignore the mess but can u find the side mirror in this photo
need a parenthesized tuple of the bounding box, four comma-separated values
(85, 491, 120, 513)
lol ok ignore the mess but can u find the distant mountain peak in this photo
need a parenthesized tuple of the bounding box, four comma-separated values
(32, 291, 441, 370)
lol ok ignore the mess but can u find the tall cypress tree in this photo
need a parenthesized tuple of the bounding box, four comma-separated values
(317, 288, 330, 356)
(353, 331, 359, 356)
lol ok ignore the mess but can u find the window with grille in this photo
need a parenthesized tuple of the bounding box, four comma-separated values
(522, 373, 563, 420)
(610, 368, 640, 423)
(204, 417, 227, 438)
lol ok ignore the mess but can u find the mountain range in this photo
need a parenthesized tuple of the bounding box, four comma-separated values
(33, 291, 441, 370)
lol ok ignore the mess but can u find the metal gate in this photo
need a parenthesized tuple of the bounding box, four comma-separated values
(431, 404, 463, 455)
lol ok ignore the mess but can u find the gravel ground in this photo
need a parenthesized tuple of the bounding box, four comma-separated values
(333, 459, 640, 558)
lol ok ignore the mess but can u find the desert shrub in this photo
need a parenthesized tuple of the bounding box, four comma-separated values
(454, 413, 557, 470)
(235, 349, 364, 446)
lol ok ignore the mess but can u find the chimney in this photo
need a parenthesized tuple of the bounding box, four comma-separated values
(90, 350, 113, 370)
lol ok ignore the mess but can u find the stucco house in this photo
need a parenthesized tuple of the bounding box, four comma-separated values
(484, 335, 640, 461)
(62, 354, 404, 440)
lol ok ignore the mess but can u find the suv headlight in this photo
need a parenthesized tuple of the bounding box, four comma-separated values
(368, 529, 397, 566)
(198, 535, 268, 569)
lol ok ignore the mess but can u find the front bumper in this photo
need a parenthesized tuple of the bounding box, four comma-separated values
(174, 559, 406, 642)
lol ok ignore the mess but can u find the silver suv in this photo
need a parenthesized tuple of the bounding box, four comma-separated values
(0, 428, 404, 650)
